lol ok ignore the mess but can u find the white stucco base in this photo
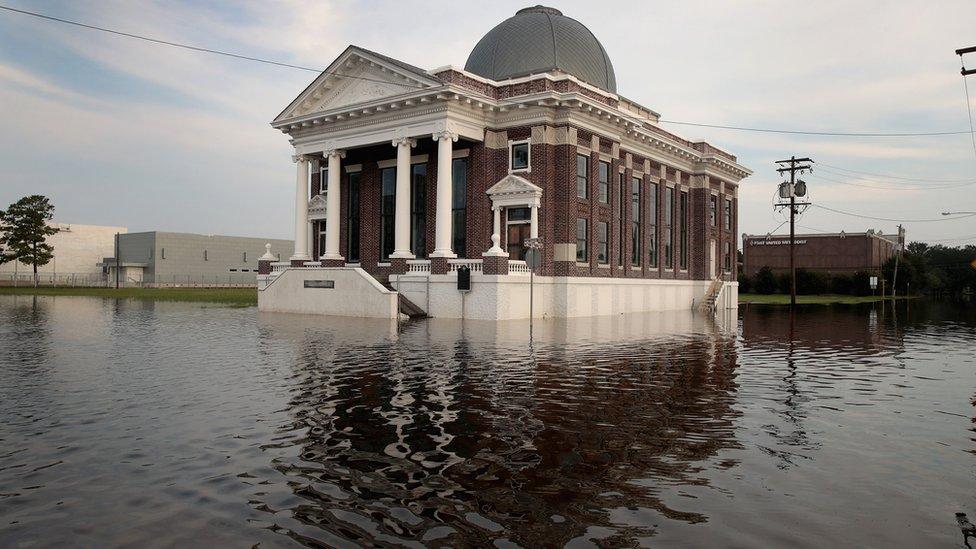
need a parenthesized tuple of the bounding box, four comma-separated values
(258, 267, 398, 318)
(392, 274, 738, 320)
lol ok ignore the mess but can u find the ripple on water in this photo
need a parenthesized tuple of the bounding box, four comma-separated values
(0, 296, 974, 547)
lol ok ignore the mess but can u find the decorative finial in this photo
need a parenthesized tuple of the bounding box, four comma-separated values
(260, 243, 276, 261)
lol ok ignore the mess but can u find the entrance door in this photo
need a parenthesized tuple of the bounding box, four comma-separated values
(507, 223, 531, 260)
(709, 239, 716, 278)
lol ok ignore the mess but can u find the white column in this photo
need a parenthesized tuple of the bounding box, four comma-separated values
(530, 203, 539, 239)
(391, 137, 415, 259)
(430, 130, 458, 258)
(322, 149, 344, 260)
(290, 155, 310, 261)
(484, 205, 506, 256)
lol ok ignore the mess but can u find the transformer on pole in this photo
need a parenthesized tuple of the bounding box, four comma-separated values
(774, 156, 814, 307)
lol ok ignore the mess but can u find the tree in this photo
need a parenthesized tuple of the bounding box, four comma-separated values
(0, 209, 6, 266)
(0, 195, 58, 287)
(754, 266, 777, 294)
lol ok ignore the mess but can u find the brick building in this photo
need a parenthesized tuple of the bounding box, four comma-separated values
(741, 229, 904, 277)
(259, 6, 750, 319)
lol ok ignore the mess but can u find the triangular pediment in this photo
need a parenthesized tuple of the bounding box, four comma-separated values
(487, 174, 543, 197)
(308, 194, 328, 219)
(274, 46, 440, 123)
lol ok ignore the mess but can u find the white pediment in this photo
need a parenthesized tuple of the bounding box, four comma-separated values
(308, 194, 328, 219)
(274, 46, 440, 123)
(486, 174, 543, 208)
(487, 174, 543, 197)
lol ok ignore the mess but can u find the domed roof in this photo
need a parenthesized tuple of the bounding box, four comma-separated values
(464, 6, 617, 93)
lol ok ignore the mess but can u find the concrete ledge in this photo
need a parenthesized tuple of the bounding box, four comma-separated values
(258, 267, 397, 318)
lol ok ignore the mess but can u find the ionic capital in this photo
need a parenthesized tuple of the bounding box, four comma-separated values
(432, 130, 459, 143)
(292, 154, 310, 164)
(324, 148, 346, 160)
(391, 137, 417, 148)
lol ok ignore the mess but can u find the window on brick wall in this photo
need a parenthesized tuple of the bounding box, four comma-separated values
(347, 171, 361, 262)
(724, 198, 732, 230)
(510, 141, 529, 171)
(631, 176, 641, 266)
(380, 167, 395, 260)
(724, 241, 732, 272)
(679, 191, 689, 270)
(318, 221, 327, 258)
(664, 186, 674, 269)
(576, 218, 588, 262)
(576, 154, 589, 199)
(597, 221, 608, 264)
(410, 163, 427, 257)
(320, 167, 328, 194)
(648, 182, 658, 268)
(710, 195, 717, 226)
(617, 172, 625, 267)
(452, 158, 467, 258)
(598, 161, 609, 203)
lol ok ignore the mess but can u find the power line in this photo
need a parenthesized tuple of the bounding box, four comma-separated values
(963, 72, 976, 164)
(5, 3, 976, 141)
(812, 203, 976, 223)
(817, 163, 976, 183)
(808, 172, 976, 191)
(656, 119, 973, 137)
(0, 4, 425, 89)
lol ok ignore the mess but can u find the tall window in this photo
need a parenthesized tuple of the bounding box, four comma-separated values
(631, 176, 641, 266)
(319, 167, 328, 195)
(452, 158, 467, 258)
(648, 183, 658, 268)
(317, 221, 327, 259)
(410, 163, 427, 257)
(346, 171, 361, 262)
(576, 218, 588, 262)
(380, 167, 395, 260)
(510, 141, 529, 171)
(724, 198, 733, 230)
(576, 154, 589, 199)
(598, 161, 609, 203)
(664, 186, 674, 269)
(709, 195, 717, 226)
(597, 221, 608, 264)
(617, 173, 625, 266)
(679, 191, 689, 270)
(724, 241, 732, 272)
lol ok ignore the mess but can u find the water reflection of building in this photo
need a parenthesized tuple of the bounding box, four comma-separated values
(255, 311, 741, 546)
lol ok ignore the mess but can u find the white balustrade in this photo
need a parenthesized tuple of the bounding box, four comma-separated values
(406, 259, 431, 273)
(271, 262, 291, 273)
(508, 260, 531, 275)
(448, 259, 483, 273)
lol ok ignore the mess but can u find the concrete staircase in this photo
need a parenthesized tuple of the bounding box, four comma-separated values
(698, 277, 724, 314)
(382, 282, 427, 319)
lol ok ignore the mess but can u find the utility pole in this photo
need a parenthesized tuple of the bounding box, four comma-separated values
(774, 156, 814, 307)
(957, 45, 976, 76)
(115, 232, 120, 290)
(891, 223, 902, 299)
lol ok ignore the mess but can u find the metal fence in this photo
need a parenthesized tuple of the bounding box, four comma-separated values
(0, 272, 258, 288)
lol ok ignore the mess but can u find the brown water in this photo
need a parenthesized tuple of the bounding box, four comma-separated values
(0, 296, 974, 548)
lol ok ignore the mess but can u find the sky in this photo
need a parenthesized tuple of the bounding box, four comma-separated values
(1, 0, 975, 246)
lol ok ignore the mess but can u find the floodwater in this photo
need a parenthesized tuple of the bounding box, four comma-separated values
(0, 296, 974, 548)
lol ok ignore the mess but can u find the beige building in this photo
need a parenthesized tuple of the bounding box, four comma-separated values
(0, 222, 126, 282)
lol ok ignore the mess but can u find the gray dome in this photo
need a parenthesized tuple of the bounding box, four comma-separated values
(464, 6, 617, 93)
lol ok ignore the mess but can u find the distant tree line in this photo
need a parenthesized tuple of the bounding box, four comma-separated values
(739, 242, 976, 300)
(0, 195, 58, 287)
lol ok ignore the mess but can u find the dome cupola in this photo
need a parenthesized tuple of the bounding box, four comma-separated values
(464, 6, 617, 93)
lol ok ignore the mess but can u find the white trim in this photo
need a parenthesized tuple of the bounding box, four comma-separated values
(345, 164, 362, 173)
(452, 149, 470, 158)
(377, 154, 428, 169)
(508, 138, 531, 173)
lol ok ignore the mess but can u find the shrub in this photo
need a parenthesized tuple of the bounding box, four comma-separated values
(851, 271, 873, 296)
(776, 272, 792, 294)
(738, 274, 752, 294)
(830, 273, 853, 295)
(754, 266, 777, 294)
(795, 269, 827, 295)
